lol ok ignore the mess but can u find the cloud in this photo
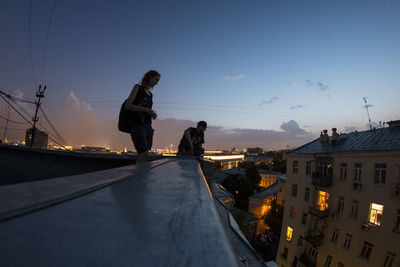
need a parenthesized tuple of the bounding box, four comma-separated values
(317, 82, 329, 92)
(259, 97, 278, 106)
(65, 91, 92, 112)
(305, 79, 331, 97)
(288, 81, 293, 86)
(289, 105, 304, 110)
(280, 120, 308, 136)
(222, 74, 246, 81)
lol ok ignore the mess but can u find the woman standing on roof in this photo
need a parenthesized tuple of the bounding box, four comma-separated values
(125, 70, 161, 164)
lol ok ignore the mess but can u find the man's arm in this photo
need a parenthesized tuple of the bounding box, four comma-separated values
(184, 129, 194, 150)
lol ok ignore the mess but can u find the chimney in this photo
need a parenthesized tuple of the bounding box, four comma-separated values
(388, 120, 400, 128)
(320, 129, 329, 143)
(331, 128, 339, 145)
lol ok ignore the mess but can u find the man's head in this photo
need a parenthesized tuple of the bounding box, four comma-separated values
(197, 121, 207, 133)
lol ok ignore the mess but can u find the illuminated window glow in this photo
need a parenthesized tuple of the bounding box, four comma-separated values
(317, 191, 329, 211)
(286, 226, 293, 241)
(369, 203, 384, 226)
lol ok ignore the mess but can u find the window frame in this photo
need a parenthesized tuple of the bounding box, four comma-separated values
(360, 241, 373, 260)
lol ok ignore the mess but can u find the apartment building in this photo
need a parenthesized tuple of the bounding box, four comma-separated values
(276, 121, 400, 267)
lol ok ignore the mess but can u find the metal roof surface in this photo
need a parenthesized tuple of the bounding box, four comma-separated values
(290, 126, 400, 155)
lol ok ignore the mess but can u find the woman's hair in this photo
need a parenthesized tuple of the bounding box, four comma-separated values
(141, 70, 161, 87)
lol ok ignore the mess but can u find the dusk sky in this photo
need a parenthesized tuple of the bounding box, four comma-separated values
(1, 0, 399, 150)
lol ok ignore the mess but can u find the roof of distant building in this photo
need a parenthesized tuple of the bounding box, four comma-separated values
(249, 182, 278, 200)
(258, 169, 281, 175)
(290, 125, 400, 155)
(230, 207, 260, 225)
(278, 174, 287, 181)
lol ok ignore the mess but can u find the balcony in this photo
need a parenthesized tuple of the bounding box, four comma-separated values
(299, 253, 317, 267)
(308, 206, 329, 218)
(304, 229, 324, 247)
(312, 172, 332, 187)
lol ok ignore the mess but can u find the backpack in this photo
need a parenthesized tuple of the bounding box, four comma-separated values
(118, 99, 133, 133)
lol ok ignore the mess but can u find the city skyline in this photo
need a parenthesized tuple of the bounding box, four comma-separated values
(1, 0, 399, 150)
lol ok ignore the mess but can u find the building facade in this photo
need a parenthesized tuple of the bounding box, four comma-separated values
(277, 123, 400, 267)
(25, 128, 48, 148)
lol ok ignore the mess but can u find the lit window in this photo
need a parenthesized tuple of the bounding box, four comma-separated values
(374, 163, 386, 184)
(382, 251, 395, 267)
(289, 207, 296, 217)
(343, 234, 352, 250)
(360, 241, 373, 260)
(317, 191, 329, 211)
(368, 203, 384, 226)
(286, 226, 293, 241)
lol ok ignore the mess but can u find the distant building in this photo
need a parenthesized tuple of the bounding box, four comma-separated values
(276, 123, 400, 267)
(80, 146, 107, 153)
(249, 183, 278, 218)
(277, 174, 287, 205)
(25, 128, 48, 148)
(258, 169, 281, 189)
(230, 207, 260, 242)
(246, 147, 263, 155)
(203, 154, 244, 170)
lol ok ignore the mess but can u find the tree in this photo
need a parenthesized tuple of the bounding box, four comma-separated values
(222, 174, 254, 210)
(263, 198, 284, 236)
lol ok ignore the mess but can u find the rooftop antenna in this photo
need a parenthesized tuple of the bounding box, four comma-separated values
(362, 97, 373, 131)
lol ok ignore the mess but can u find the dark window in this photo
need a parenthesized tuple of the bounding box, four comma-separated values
(324, 255, 332, 267)
(292, 184, 297, 197)
(293, 160, 299, 174)
(343, 234, 352, 250)
(382, 251, 395, 267)
(282, 247, 288, 259)
(394, 210, 400, 233)
(337, 197, 345, 214)
(331, 229, 339, 243)
(301, 213, 308, 225)
(350, 200, 359, 219)
(340, 163, 347, 181)
(354, 163, 362, 182)
(306, 161, 311, 175)
(304, 187, 310, 202)
(360, 242, 373, 260)
(298, 236, 303, 248)
(374, 163, 386, 184)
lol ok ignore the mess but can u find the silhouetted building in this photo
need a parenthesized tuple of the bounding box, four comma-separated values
(25, 128, 48, 148)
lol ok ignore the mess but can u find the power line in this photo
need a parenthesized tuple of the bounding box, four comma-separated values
(28, 0, 37, 87)
(0, 90, 35, 104)
(0, 94, 33, 125)
(0, 115, 28, 124)
(39, 106, 67, 145)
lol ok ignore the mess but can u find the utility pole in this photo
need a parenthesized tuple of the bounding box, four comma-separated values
(362, 97, 372, 131)
(2, 98, 11, 142)
(30, 85, 46, 147)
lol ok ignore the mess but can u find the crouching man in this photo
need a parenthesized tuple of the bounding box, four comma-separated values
(178, 121, 207, 156)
